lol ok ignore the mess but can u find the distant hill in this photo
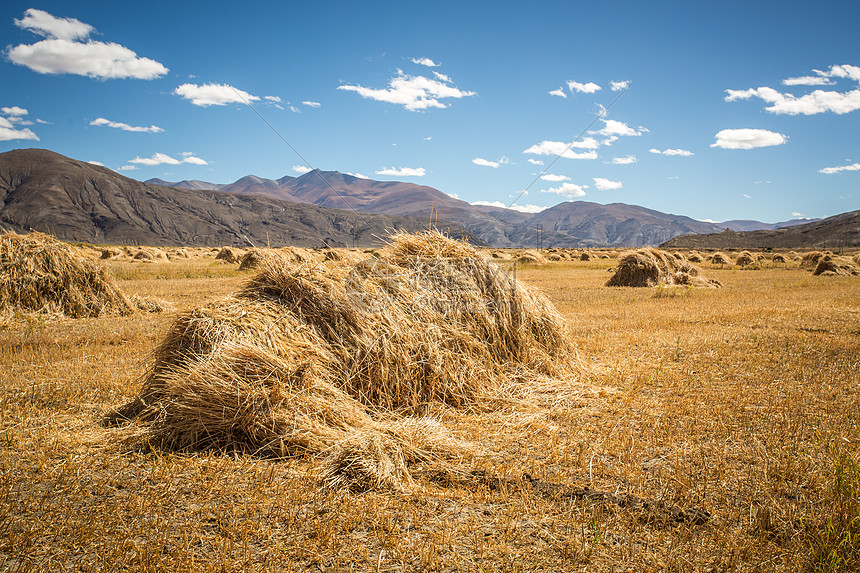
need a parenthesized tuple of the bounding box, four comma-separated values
(660, 211, 860, 250)
(146, 178, 225, 191)
(0, 149, 474, 247)
(720, 218, 819, 232)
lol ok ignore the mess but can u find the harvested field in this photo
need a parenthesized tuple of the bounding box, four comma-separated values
(607, 248, 721, 288)
(1, 234, 858, 572)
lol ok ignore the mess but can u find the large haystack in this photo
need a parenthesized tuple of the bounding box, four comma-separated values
(1, 231, 135, 319)
(105, 231, 579, 490)
(237, 248, 282, 271)
(517, 250, 547, 265)
(772, 253, 787, 264)
(710, 252, 731, 265)
(735, 251, 758, 266)
(216, 247, 241, 263)
(813, 255, 859, 276)
(607, 248, 721, 288)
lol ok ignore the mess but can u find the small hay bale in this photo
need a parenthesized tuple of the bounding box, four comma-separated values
(216, 247, 240, 263)
(548, 254, 562, 261)
(607, 248, 720, 288)
(688, 252, 703, 263)
(801, 251, 825, 267)
(672, 252, 685, 261)
(517, 250, 547, 265)
(580, 252, 593, 261)
(238, 248, 282, 271)
(772, 253, 787, 263)
(813, 256, 859, 276)
(100, 247, 123, 260)
(710, 252, 731, 265)
(735, 251, 758, 266)
(1, 231, 135, 319)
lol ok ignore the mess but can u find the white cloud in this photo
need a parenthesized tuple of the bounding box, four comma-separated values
(472, 158, 499, 168)
(743, 194, 751, 199)
(174, 83, 261, 107)
(346, 172, 369, 179)
(264, 95, 282, 103)
(433, 71, 451, 83)
(591, 119, 643, 137)
(375, 166, 426, 177)
(818, 162, 860, 174)
(470, 200, 546, 213)
(423, 136, 432, 141)
(129, 152, 207, 166)
(289, 105, 300, 113)
(523, 140, 599, 160)
(711, 128, 788, 150)
(610, 80, 630, 91)
(2, 106, 28, 116)
(540, 174, 569, 182)
(791, 212, 805, 217)
(725, 65, 860, 115)
(302, 100, 321, 108)
(649, 148, 694, 156)
(90, 117, 164, 133)
(567, 80, 601, 94)
(446, 192, 459, 199)
(8, 9, 168, 80)
(411, 57, 439, 67)
(338, 71, 475, 111)
(593, 177, 622, 191)
(117, 165, 137, 171)
(35, 118, 51, 124)
(293, 165, 312, 174)
(611, 155, 637, 164)
(549, 87, 567, 98)
(527, 159, 544, 165)
(698, 218, 720, 224)
(0, 116, 39, 141)
(541, 182, 587, 198)
(86, 160, 104, 166)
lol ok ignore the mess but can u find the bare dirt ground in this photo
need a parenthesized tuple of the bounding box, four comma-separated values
(1, 253, 858, 572)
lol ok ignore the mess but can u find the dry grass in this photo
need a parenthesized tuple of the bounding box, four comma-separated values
(1, 238, 858, 572)
(607, 247, 721, 288)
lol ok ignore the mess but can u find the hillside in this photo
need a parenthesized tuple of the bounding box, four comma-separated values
(0, 149, 474, 248)
(660, 210, 860, 249)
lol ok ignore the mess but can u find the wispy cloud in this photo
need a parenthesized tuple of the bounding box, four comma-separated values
(549, 87, 567, 98)
(174, 83, 261, 107)
(302, 100, 321, 108)
(725, 64, 860, 115)
(411, 57, 440, 67)
(711, 128, 787, 150)
(818, 162, 860, 174)
(90, 117, 164, 133)
(471, 200, 546, 214)
(540, 182, 587, 198)
(649, 148, 694, 156)
(540, 174, 569, 182)
(523, 140, 599, 160)
(610, 155, 637, 164)
(375, 166, 426, 177)
(346, 172, 369, 179)
(129, 152, 207, 166)
(567, 80, 601, 94)
(590, 119, 644, 138)
(86, 160, 104, 166)
(527, 159, 544, 165)
(610, 80, 630, 91)
(1, 106, 28, 116)
(472, 158, 499, 168)
(292, 165, 312, 174)
(7, 8, 168, 80)
(338, 70, 475, 111)
(593, 177, 622, 190)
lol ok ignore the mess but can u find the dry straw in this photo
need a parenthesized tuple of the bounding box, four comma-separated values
(1, 231, 136, 320)
(813, 255, 859, 276)
(606, 247, 721, 288)
(735, 251, 759, 266)
(105, 230, 581, 491)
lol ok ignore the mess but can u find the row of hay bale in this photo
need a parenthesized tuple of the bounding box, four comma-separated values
(1, 231, 167, 322)
(606, 248, 721, 288)
(104, 231, 582, 491)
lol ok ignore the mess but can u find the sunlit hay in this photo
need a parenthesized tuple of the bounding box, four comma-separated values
(813, 255, 859, 277)
(672, 252, 685, 261)
(278, 246, 315, 264)
(688, 251, 703, 263)
(0, 231, 135, 320)
(854, 253, 860, 266)
(601, 253, 611, 259)
(580, 252, 593, 261)
(133, 248, 168, 263)
(517, 251, 547, 265)
(772, 253, 787, 264)
(100, 247, 123, 260)
(710, 252, 731, 265)
(736, 251, 758, 266)
(107, 230, 579, 490)
(172, 248, 190, 259)
(802, 251, 828, 268)
(607, 248, 721, 288)
(131, 294, 171, 313)
(323, 249, 366, 265)
(238, 248, 283, 271)
(216, 247, 241, 263)
(548, 253, 562, 261)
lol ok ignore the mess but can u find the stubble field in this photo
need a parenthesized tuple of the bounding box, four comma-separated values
(1, 252, 858, 572)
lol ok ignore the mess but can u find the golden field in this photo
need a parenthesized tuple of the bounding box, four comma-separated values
(1, 249, 858, 572)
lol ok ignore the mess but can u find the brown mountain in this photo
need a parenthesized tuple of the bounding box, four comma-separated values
(0, 149, 475, 247)
(659, 211, 860, 249)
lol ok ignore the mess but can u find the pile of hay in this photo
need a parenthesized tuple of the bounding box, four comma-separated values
(607, 248, 721, 288)
(1, 231, 136, 319)
(772, 253, 787, 264)
(216, 247, 241, 263)
(100, 247, 123, 260)
(517, 250, 547, 265)
(735, 251, 759, 266)
(133, 248, 168, 263)
(580, 252, 593, 261)
(710, 252, 731, 265)
(105, 231, 580, 491)
(687, 251, 703, 263)
(237, 248, 282, 271)
(801, 251, 830, 268)
(813, 255, 859, 276)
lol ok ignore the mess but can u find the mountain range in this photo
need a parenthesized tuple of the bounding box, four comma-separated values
(0, 148, 841, 249)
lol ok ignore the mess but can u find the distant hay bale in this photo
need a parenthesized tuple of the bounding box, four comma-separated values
(172, 248, 190, 259)
(687, 252, 703, 263)
(853, 253, 860, 266)
(517, 250, 547, 265)
(279, 246, 315, 264)
(1, 231, 135, 319)
(133, 248, 168, 263)
(100, 247, 123, 260)
(710, 252, 731, 265)
(735, 251, 758, 266)
(801, 251, 829, 268)
(607, 248, 721, 288)
(601, 254, 611, 259)
(772, 253, 787, 263)
(238, 248, 282, 271)
(104, 231, 580, 491)
(548, 253, 562, 261)
(813, 255, 859, 277)
(216, 247, 241, 263)
(580, 252, 593, 261)
(672, 252, 685, 261)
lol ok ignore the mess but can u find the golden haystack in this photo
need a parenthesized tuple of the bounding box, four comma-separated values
(216, 247, 241, 263)
(735, 251, 758, 266)
(237, 248, 282, 271)
(801, 251, 831, 268)
(710, 252, 731, 265)
(687, 252, 703, 263)
(133, 248, 168, 263)
(813, 255, 859, 276)
(772, 253, 787, 263)
(606, 248, 721, 288)
(853, 253, 860, 266)
(580, 252, 593, 261)
(0, 231, 135, 320)
(278, 246, 315, 264)
(104, 231, 580, 491)
(100, 247, 123, 260)
(517, 250, 547, 265)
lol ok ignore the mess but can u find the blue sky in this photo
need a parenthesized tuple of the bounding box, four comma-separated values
(1, 1, 858, 223)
